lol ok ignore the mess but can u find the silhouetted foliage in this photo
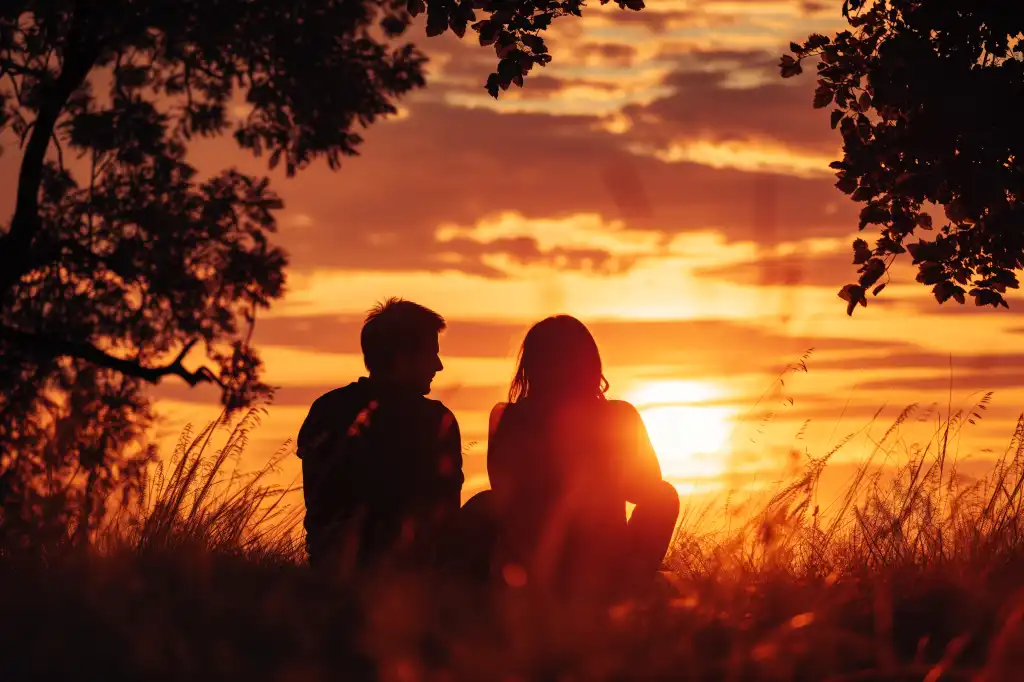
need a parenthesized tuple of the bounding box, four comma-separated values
(782, 1, 1024, 314)
(0, 0, 640, 544)
(420, 0, 647, 97)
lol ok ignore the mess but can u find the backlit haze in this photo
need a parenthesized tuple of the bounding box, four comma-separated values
(9, 1, 1024, 506)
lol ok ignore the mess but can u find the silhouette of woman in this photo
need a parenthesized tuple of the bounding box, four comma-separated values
(458, 315, 680, 600)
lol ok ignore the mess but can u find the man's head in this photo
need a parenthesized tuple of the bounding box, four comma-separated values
(361, 297, 446, 395)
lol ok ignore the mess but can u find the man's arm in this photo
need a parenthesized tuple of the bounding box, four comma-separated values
(297, 397, 329, 515)
(435, 406, 464, 514)
(297, 396, 328, 461)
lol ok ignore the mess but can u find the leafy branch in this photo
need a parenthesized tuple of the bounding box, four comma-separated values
(782, 0, 1024, 313)
(2, 330, 221, 388)
(412, 0, 645, 98)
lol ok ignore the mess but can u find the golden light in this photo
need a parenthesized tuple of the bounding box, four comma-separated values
(625, 380, 734, 483)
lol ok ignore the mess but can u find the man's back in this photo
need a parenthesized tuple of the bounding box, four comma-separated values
(297, 377, 463, 569)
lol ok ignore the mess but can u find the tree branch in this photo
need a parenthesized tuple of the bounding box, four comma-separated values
(0, 55, 49, 81)
(0, 18, 100, 301)
(3, 326, 222, 388)
(50, 129, 64, 173)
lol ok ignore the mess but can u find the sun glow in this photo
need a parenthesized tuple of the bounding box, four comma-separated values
(626, 380, 734, 483)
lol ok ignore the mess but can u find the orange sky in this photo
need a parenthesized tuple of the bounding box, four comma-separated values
(5, 1, 1024, 505)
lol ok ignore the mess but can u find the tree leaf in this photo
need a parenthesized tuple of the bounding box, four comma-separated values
(838, 283, 866, 316)
(858, 257, 885, 288)
(971, 288, 1006, 308)
(944, 199, 970, 224)
(852, 238, 872, 264)
(851, 186, 876, 201)
(426, 3, 450, 36)
(836, 173, 858, 194)
(806, 33, 831, 50)
(485, 72, 501, 98)
(813, 84, 834, 108)
(780, 55, 803, 78)
(477, 23, 497, 46)
(916, 262, 944, 286)
(408, 0, 426, 18)
(933, 281, 958, 304)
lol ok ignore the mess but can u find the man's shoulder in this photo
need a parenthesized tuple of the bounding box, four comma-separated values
(416, 396, 458, 423)
(403, 397, 460, 444)
(309, 381, 367, 412)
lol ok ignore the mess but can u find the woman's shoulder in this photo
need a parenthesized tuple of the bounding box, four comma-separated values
(489, 398, 640, 423)
(604, 399, 642, 417)
(488, 402, 510, 438)
(549, 398, 643, 427)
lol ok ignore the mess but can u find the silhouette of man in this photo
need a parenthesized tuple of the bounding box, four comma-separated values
(297, 298, 463, 573)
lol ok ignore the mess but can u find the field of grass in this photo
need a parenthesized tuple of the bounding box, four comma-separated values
(4, 397, 1024, 682)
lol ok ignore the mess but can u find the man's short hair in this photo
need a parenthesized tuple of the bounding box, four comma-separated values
(361, 297, 446, 373)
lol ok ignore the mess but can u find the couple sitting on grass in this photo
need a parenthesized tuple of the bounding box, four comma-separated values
(297, 297, 680, 602)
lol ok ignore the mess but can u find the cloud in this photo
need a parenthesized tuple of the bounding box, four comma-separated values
(856, 373, 1024, 394)
(622, 58, 839, 157)
(576, 42, 640, 68)
(700, 250, 847, 288)
(190, 101, 855, 274)
(631, 138, 835, 179)
(0, 1, 859, 288)
(694, 236, 884, 290)
(575, 0, 837, 35)
(435, 211, 666, 276)
(148, 10, 861, 282)
(815, 350, 1024, 376)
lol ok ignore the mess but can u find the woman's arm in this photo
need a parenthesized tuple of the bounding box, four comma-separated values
(488, 402, 507, 441)
(612, 401, 665, 505)
(613, 400, 679, 580)
(486, 402, 511, 496)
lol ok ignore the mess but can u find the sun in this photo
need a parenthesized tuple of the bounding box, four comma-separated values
(625, 380, 734, 482)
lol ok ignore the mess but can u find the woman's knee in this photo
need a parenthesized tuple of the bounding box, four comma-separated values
(653, 480, 680, 519)
(458, 490, 500, 536)
(462, 489, 494, 509)
(461, 490, 496, 521)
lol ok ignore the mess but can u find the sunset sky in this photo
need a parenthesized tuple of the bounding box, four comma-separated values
(7, 0, 1024, 505)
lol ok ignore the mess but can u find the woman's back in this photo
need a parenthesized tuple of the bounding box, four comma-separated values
(486, 397, 664, 594)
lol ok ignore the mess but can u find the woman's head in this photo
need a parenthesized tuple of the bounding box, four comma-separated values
(508, 315, 608, 403)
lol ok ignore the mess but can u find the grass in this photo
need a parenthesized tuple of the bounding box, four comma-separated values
(5, 390, 1024, 681)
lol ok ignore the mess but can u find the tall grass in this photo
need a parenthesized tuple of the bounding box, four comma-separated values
(5, 391, 1024, 680)
(104, 407, 305, 563)
(675, 392, 1024, 579)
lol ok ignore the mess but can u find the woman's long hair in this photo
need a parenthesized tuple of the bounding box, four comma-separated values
(508, 315, 609, 403)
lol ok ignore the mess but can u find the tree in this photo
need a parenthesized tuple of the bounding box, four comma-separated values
(782, 1, 1024, 314)
(0, 0, 646, 542)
